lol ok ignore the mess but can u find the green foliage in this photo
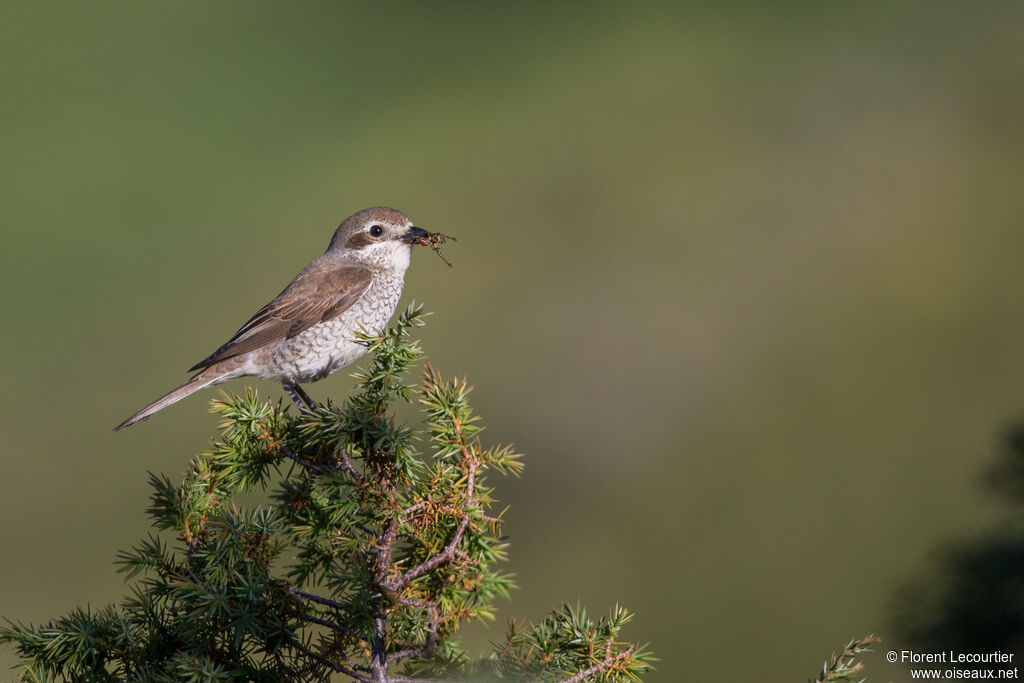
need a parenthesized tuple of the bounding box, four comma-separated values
(1, 305, 650, 682)
(809, 635, 879, 683)
(487, 605, 652, 682)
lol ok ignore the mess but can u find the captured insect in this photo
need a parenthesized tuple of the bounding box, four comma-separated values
(415, 231, 458, 268)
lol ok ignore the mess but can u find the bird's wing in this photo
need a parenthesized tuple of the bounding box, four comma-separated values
(188, 262, 374, 371)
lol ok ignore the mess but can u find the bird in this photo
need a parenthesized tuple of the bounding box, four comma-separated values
(114, 207, 430, 430)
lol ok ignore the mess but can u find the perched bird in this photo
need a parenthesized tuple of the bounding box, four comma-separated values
(115, 207, 430, 430)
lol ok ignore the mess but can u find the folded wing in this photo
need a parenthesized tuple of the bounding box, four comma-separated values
(189, 262, 373, 371)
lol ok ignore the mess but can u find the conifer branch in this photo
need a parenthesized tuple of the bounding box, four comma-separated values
(303, 613, 363, 638)
(391, 596, 440, 661)
(387, 390, 478, 592)
(293, 637, 369, 681)
(288, 586, 350, 613)
(337, 443, 367, 484)
(281, 444, 333, 474)
(0, 306, 652, 682)
(810, 635, 879, 683)
(387, 512, 471, 591)
(556, 644, 636, 683)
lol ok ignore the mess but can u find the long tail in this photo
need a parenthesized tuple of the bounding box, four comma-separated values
(114, 369, 225, 431)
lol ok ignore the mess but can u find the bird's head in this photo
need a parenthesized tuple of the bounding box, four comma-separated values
(328, 207, 429, 272)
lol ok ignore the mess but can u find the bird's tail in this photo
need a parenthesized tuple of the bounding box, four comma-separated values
(114, 368, 224, 431)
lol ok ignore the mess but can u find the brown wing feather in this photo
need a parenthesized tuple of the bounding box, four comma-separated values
(188, 262, 373, 371)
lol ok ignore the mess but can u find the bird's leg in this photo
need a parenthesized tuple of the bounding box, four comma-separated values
(283, 383, 317, 412)
(293, 384, 317, 409)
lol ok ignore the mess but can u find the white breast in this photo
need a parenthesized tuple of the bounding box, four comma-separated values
(257, 271, 406, 384)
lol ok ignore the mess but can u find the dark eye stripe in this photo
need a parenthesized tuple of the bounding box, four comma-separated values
(346, 232, 376, 249)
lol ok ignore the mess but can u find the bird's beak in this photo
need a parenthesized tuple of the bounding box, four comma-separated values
(404, 226, 430, 244)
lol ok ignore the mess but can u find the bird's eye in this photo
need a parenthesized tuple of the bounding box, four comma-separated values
(369, 225, 384, 237)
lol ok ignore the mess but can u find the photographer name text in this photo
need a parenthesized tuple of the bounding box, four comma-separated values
(900, 651, 1015, 665)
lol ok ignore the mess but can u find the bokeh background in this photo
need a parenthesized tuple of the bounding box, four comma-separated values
(3, 2, 1024, 680)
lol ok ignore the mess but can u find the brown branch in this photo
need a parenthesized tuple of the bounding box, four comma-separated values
(289, 587, 349, 614)
(386, 420, 478, 591)
(369, 613, 388, 681)
(293, 637, 369, 682)
(370, 374, 483, 677)
(336, 443, 366, 484)
(280, 445, 333, 475)
(280, 441, 367, 485)
(386, 515, 471, 591)
(403, 501, 427, 516)
(397, 595, 438, 610)
(491, 619, 519, 673)
(388, 647, 428, 662)
(285, 585, 369, 642)
(376, 518, 400, 582)
(370, 501, 402, 679)
(303, 613, 363, 639)
(557, 644, 636, 683)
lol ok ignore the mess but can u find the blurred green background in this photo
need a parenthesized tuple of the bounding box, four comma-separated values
(3, 2, 1024, 680)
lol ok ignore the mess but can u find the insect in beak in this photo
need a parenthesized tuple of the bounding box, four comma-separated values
(412, 229, 457, 268)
